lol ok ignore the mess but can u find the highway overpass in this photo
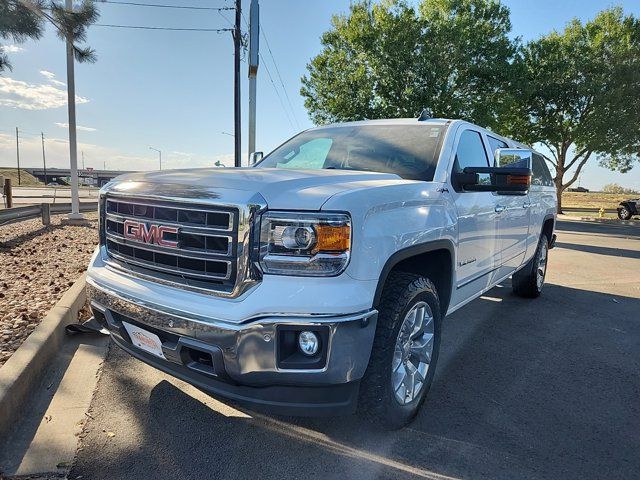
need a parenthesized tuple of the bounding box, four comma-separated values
(24, 168, 134, 187)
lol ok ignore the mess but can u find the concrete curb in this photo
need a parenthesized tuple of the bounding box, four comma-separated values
(0, 273, 87, 444)
(579, 216, 638, 226)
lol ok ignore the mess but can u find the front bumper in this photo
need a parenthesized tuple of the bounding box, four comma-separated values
(87, 280, 378, 415)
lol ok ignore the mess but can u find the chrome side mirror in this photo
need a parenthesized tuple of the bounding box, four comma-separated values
(249, 151, 263, 166)
(494, 148, 532, 170)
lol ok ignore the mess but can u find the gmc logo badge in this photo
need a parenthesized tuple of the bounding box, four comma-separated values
(123, 220, 178, 248)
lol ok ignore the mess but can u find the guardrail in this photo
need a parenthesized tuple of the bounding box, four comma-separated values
(0, 202, 98, 227)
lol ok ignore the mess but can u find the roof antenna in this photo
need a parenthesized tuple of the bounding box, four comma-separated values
(417, 108, 431, 121)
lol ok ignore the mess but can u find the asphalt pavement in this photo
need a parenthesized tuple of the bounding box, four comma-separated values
(70, 219, 640, 480)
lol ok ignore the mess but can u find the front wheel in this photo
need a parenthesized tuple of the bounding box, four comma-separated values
(618, 207, 632, 220)
(512, 234, 549, 298)
(359, 272, 441, 430)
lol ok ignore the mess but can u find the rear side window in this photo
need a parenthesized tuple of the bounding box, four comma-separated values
(532, 153, 553, 186)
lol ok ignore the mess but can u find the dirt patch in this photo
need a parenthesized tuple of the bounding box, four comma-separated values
(0, 214, 98, 367)
(562, 192, 632, 209)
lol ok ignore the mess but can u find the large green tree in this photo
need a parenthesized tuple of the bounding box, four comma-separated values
(301, 0, 517, 129)
(1, 0, 98, 73)
(502, 8, 640, 213)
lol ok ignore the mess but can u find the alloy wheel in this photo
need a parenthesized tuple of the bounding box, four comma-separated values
(391, 301, 434, 405)
(536, 241, 548, 290)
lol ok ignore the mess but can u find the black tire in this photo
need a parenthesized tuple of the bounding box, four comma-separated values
(359, 272, 441, 430)
(618, 207, 632, 220)
(512, 233, 549, 298)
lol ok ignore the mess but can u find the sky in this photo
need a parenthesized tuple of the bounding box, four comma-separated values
(1, 0, 639, 191)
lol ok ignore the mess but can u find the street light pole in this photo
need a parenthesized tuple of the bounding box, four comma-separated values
(65, 0, 83, 220)
(149, 147, 162, 170)
(248, 0, 259, 158)
(41, 132, 48, 185)
(233, 0, 242, 167)
(15, 127, 21, 186)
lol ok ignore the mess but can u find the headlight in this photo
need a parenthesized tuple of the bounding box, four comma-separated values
(259, 211, 351, 276)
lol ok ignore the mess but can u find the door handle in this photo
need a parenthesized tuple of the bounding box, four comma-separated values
(523, 202, 531, 209)
(495, 205, 506, 213)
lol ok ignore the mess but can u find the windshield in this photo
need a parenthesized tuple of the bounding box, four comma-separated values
(256, 124, 447, 181)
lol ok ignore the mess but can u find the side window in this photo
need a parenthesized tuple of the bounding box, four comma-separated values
(454, 130, 489, 172)
(531, 153, 553, 186)
(487, 136, 508, 163)
(453, 130, 490, 189)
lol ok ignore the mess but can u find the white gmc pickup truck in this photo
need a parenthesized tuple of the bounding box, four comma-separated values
(87, 118, 557, 429)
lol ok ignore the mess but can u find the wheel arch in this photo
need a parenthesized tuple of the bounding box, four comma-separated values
(541, 215, 555, 241)
(373, 240, 455, 317)
(620, 201, 637, 215)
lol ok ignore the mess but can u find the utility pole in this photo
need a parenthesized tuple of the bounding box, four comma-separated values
(15, 127, 21, 185)
(41, 132, 48, 185)
(149, 147, 162, 170)
(65, 0, 83, 220)
(248, 0, 259, 158)
(233, 0, 242, 167)
(82, 150, 85, 170)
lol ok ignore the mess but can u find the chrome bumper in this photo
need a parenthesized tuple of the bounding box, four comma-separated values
(86, 279, 378, 386)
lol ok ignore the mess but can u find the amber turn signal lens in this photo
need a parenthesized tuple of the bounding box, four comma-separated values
(313, 225, 351, 253)
(507, 175, 531, 186)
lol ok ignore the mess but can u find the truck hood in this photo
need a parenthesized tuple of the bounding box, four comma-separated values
(106, 167, 410, 210)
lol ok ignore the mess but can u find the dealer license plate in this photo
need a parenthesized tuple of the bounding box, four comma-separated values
(122, 321, 166, 360)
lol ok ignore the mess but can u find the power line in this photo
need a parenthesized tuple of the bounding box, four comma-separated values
(239, 12, 294, 132)
(99, 1, 234, 11)
(260, 53, 296, 131)
(94, 24, 233, 32)
(260, 23, 301, 130)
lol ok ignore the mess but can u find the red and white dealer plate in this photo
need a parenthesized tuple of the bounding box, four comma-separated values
(122, 321, 166, 360)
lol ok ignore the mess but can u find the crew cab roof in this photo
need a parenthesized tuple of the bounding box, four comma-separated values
(310, 118, 533, 153)
(311, 118, 452, 129)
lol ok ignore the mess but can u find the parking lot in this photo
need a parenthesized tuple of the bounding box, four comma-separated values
(68, 219, 639, 480)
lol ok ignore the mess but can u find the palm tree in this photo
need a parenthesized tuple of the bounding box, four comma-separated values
(1, 0, 99, 72)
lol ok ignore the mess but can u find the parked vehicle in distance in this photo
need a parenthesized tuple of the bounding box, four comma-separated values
(617, 199, 640, 220)
(86, 118, 557, 429)
(568, 187, 589, 192)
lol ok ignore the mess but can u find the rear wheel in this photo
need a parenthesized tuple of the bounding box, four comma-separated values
(512, 234, 549, 298)
(618, 207, 632, 220)
(360, 272, 441, 430)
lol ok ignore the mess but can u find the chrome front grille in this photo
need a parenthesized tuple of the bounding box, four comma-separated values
(103, 197, 239, 291)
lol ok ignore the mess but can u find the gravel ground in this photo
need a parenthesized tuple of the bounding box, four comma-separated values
(0, 214, 98, 367)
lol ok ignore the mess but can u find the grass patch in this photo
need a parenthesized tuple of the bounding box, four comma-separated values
(0, 168, 42, 186)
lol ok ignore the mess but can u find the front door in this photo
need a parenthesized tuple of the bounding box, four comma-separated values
(485, 134, 531, 278)
(449, 127, 500, 309)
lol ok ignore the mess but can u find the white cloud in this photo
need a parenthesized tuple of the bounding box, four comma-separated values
(55, 122, 96, 132)
(0, 76, 88, 110)
(3, 45, 25, 53)
(40, 70, 66, 87)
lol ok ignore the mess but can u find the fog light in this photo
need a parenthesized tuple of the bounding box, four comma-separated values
(298, 331, 319, 356)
